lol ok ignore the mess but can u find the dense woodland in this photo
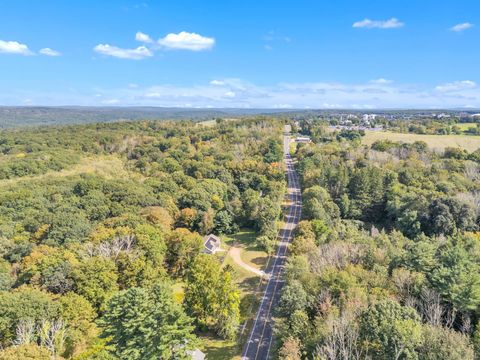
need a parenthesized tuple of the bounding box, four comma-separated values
(276, 121, 480, 359)
(2, 115, 480, 360)
(0, 118, 285, 359)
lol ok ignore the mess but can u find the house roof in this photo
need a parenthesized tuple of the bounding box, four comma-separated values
(204, 234, 221, 252)
(188, 349, 206, 360)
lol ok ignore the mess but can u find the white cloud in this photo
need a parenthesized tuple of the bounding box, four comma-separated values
(450, 22, 474, 32)
(135, 31, 153, 43)
(370, 78, 393, 84)
(94, 44, 153, 60)
(0, 40, 33, 55)
(101, 98, 120, 105)
(353, 18, 404, 29)
(39, 48, 61, 56)
(210, 80, 225, 86)
(223, 91, 236, 98)
(158, 31, 215, 51)
(7, 79, 480, 109)
(434, 80, 476, 92)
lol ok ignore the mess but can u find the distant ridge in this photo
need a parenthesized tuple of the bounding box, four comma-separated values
(0, 106, 479, 129)
(0, 106, 296, 129)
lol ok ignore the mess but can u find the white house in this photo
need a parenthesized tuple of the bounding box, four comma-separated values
(188, 349, 206, 360)
(295, 136, 311, 143)
(203, 234, 221, 254)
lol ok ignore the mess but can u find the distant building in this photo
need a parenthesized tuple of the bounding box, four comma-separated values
(295, 136, 311, 143)
(363, 114, 377, 121)
(203, 234, 221, 254)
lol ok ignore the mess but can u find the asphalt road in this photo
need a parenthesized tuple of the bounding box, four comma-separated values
(241, 127, 302, 360)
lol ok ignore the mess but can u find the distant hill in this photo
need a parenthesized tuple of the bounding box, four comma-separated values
(1, 106, 478, 129)
(0, 106, 288, 128)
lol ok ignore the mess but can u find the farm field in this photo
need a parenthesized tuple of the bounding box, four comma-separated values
(455, 122, 479, 131)
(362, 130, 480, 152)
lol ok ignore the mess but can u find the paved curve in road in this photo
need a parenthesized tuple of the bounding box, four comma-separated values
(242, 126, 302, 360)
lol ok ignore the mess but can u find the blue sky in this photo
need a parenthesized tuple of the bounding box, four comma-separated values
(0, 0, 479, 108)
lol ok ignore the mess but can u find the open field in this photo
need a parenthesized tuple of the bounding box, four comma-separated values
(0, 154, 142, 188)
(362, 130, 480, 152)
(456, 122, 479, 131)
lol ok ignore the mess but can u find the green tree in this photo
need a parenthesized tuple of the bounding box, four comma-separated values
(165, 228, 203, 277)
(424, 198, 477, 236)
(73, 257, 118, 312)
(302, 186, 340, 223)
(419, 324, 474, 360)
(278, 280, 309, 316)
(0, 260, 13, 291)
(429, 245, 480, 311)
(359, 300, 422, 359)
(184, 255, 240, 339)
(0, 287, 60, 346)
(0, 344, 51, 360)
(100, 282, 197, 360)
(60, 292, 98, 357)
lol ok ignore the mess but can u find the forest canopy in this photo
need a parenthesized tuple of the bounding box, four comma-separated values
(276, 120, 480, 359)
(0, 118, 285, 359)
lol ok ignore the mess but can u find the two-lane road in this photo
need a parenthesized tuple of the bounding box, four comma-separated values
(242, 126, 302, 360)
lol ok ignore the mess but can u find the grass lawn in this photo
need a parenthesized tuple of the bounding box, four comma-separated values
(201, 336, 240, 360)
(362, 130, 480, 152)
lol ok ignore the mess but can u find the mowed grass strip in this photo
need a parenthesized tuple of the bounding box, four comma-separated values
(362, 130, 480, 152)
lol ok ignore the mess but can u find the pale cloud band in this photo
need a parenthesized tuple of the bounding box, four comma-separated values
(10, 78, 479, 109)
(94, 44, 153, 60)
(434, 80, 476, 92)
(39, 48, 61, 56)
(450, 22, 474, 32)
(0, 40, 61, 56)
(353, 18, 404, 29)
(95, 31, 215, 59)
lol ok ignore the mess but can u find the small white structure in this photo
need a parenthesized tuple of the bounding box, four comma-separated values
(188, 349, 206, 360)
(363, 114, 377, 121)
(203, 234, 221, 254)
(295, 136, 311, 143)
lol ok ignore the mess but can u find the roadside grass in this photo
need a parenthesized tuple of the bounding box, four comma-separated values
(201, 335, 240, 360)
(362, 130, 480, 152)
